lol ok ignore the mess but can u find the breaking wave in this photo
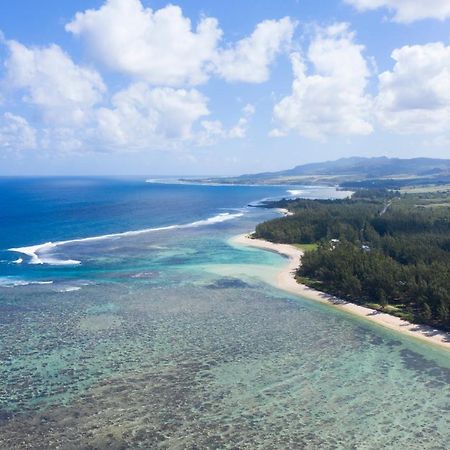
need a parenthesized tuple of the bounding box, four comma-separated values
(8, 212, 244, 266)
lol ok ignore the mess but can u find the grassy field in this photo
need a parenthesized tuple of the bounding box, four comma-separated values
(401, 184, 450, 194)
(421, 202, 450, 208)
(400, 189, 450, 209)
(293, 243, 318, 252)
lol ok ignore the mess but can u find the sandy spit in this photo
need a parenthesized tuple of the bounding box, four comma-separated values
(231, 233, 450, 351)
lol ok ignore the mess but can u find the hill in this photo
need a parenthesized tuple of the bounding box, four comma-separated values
(184, 156, 450, 187)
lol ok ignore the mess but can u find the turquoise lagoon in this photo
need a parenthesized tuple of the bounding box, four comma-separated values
(0, 178, 448, 449)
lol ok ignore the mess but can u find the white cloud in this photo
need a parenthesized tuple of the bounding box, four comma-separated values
(376, 42, 450, 134)
(197, 120, 227, 146)
(4, 40, 105, 126)
(1, 83, 215, 153)
(40, 127, 84, 153)
(229, 103, 255, 138)
(66, 0, 292, 86)
(1, 34, 220, 153)
(66, 0, 221, 86)
(345, 0, 450, 23)
(1, 32, 244, 153)
(215, 18, 295, 83)
(0, 112, 37, 150)
(0, 3, 316, 155)
(93, 83, 210, 150)
(198, 103, 255, 145)
(271, 24, 373, 140)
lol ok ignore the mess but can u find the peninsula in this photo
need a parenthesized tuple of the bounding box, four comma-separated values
(233, 187, 450, 349)
(232, 233, 450, 350)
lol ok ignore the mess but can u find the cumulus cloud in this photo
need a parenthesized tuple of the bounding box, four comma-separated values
(0, 32, 233, 153)
(66, 0, 221, 86)
(0, 1, 294, 153)
(93, 83, 210, 150)
(0, 33, 248, 153)
(197, 120, 227, 146)
(271, 24, 373, 140)
(0, 112, 37, 150)
(1, 83, 216, 153)
(375, 42, 450, 134)
(229, 104, 255, 138)
(95, 86, 253, 150)
(66, 0, 292, 86)
(198, 103, 255, 145)
(4, 40, 105, 125)
(345, 0, 450, 23)
(215, 18, 295, 83)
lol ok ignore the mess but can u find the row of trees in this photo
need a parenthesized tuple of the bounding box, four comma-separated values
(255, 190, 450, 330)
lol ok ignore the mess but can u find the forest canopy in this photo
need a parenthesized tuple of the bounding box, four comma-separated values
(254, 189, 450, 331)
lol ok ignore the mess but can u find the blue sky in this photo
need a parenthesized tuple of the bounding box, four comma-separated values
(1, 0, 450, 175)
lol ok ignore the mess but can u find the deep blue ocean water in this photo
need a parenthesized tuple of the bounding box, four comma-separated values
(0, 178, 291, 281)
(1, 177, 286, 249)
(0, 177, 449, 449)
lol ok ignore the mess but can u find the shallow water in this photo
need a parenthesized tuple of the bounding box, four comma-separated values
(0, 179, 449, 449)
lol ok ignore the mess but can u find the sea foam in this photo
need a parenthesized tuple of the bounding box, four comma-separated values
(0, 278, 53, 288)
(287, 189, 304, 196)
(8, 212, 244, 266)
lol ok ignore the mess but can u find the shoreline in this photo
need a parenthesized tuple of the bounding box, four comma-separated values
(231, 233, 450, 351)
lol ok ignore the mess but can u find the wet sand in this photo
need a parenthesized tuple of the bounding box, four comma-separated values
(231, 233, 450, 351)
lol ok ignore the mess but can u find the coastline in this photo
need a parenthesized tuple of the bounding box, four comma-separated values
(231, 233, 450, 351)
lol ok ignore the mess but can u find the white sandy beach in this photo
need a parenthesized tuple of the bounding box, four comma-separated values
(231, 233, 450, 351)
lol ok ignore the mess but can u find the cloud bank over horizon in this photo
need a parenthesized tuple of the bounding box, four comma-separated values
(1, 0, 450, 174)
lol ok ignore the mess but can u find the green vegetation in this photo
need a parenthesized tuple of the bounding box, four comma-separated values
(254, 189, 450, 331)
(401, 184, 450, 194)
(293, 243, 318, 252)
(185, 156, 450, 187)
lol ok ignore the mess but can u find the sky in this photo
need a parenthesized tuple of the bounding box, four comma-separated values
(1, 0, 450, 176)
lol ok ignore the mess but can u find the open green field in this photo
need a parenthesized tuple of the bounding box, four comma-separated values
(401, 184, 450, 194)
(293, 243, 318, 252)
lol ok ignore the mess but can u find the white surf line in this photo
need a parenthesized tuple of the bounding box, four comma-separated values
(8, 212, 244, 265)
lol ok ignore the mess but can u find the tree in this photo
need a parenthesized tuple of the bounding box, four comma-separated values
(420, 303, 432, 322)
(377, 289, 388, 310)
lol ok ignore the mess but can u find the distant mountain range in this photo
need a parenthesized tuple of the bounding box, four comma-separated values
(184, 157, 450, 188)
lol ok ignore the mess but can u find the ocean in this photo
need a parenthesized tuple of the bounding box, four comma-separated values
(0, 177, 449, 449)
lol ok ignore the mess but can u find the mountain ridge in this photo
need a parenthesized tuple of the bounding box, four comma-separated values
(183, 156, 450, 187)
